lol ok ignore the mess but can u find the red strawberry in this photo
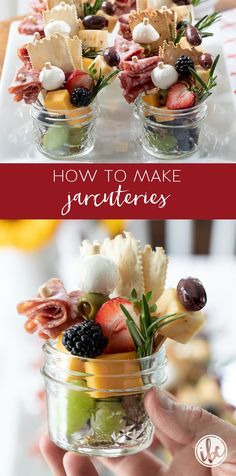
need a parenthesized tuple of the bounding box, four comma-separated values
(166, 82, 195, 110)
(95, 297, 140, 354)
(66, 70, 94, 95)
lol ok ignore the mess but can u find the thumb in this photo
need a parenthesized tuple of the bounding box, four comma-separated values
(144, 388, 235, 446)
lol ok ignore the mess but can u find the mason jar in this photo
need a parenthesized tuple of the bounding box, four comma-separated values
(31, 101, 98, 160)
(42, 340, 167, 457)
(138, 97, 208, 159)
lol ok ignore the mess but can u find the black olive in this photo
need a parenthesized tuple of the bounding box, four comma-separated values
(177, 277, 207, 311)
(199, 53, 213, 70)
(103, 47, 120, 66)
(102, 1, 116, 16)
(82, 15, 108, 30)
(186, 25, 202, 46)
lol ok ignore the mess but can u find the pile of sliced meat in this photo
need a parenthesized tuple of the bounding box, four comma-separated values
(8, 64, 41, 104)
(119, 55, 162, 103)
(115, 0, 136, 16)
(17, 278, 84, 339)
(30, 0, 48, 13)
(18, 12, 44, 36)
(118, 14, 132, 41)
(115, 35, 144, 68)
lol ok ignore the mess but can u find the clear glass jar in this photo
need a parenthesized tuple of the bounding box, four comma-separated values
(31, 101, 98, 160)
(138, 97, 207, 160)
(42, 341, 167, 457)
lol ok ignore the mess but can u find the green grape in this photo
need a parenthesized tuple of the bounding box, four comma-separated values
(60, 379, 95, 435)
(43, 124, 69, 151)
(91, 400, 125, 441)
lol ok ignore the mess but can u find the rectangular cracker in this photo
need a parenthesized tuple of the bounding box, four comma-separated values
(142, 245, 168, 304)
(101, 232, 145, 299)
(129, 8, 177, 52)
(43, 4, 80, 36)
(66, 36, 83, 69)
(78, 29, 108, 49)
(28, 34, 77, 71)
(160, 40, 202, 66)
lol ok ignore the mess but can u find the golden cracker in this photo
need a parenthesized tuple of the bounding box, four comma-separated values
(160, 40, 202, 66)
(28, 34, 78, 71)
(129, 8, 177, 52)
(142, 245, 168, 305)
(43, 3, 80, 37)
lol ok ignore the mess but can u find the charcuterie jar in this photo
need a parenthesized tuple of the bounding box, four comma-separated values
(31, 100, 98, 160)
(138, 97, 207, 159)
(42, 341, 167, 457)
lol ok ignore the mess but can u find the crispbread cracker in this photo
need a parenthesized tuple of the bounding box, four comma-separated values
(78, 29, 108, 49)
(171, 4, 194, 22)
(43, 4, 80, 37)
(129, 8, 177, 51)
(101, 232, 145, 299)
(47, 0, 84, 16)
(160, 40, 202, 66)
(66, 35, 83, 69)
(80, 240, 101, 255)
(142, 245, 168, 304)
(28, 34, 81, 71)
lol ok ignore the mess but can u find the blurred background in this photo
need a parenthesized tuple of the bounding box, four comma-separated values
(0, 219, 236, 476)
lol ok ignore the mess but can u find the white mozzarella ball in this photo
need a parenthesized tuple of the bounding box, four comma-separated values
(133, 18, 160, 44)
(44, 20, 71, 37)
(151, 62, 178, 89)
(73, 254, 119, 295)
(39, 63, 65, 91)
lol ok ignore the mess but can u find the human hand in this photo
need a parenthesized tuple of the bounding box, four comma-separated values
(40, 388, 236, 475)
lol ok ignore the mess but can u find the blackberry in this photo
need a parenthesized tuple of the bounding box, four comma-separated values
(175, 55, 195, 76)
(71, 87, 92, 107)
(62, 321, 108, 358)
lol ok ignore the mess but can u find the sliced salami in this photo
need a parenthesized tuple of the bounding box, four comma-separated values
(8, 64, 41, 104)
(17, 44, 31, 65)
(18, 13, 44, 36)
(118, 15, 132, 40)
(123, 78, 154, 103)
(30, 0, 48, 13)
(17, 279, 83, 339)
(123, 55, 161, 75)
(115, 35, 144, 66)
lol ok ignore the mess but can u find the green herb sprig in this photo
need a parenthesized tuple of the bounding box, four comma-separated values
(89, 67, 119, 102)
(83, 0, 103, 17)
(174, 11, 221, 44)
(195, 11, 222, 38)
(83, 48, 103, 59)
(120, 290, 186, 359)
(192, 0, 201, 5)
(189, 54, 220, 101)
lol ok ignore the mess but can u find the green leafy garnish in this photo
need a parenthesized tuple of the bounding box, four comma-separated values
(83, 48, 103, 59)
(195, 11, 221, 36)
(189, 54, 220, 101)
(89, 68, 119, 102)
(174, 25, 186, 46)
(120, 291, 186, 358)
(192, 0, 201, 5)
(83, 0, 103, 16)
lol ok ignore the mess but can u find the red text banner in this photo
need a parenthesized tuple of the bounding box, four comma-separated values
(0, 164, 235, 219)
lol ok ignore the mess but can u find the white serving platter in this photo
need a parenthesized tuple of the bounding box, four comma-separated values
(0, 22, 236, 163)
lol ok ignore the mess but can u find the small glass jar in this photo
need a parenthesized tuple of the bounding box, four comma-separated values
(31, 101, 98, 160)
(138, 97, 207, 160)
(42, 341, 167, 457)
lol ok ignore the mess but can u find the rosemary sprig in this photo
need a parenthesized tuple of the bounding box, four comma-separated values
(174, 11, 221, 44)
(83, 48, 103, 59)
(83, 0, 103, 16)
(89, 68, 119, 102)
(120, 291, 186, 358)
(192, 0, 201, 5)
(189, 54, 220, 101)
(195, 11, 221, 33)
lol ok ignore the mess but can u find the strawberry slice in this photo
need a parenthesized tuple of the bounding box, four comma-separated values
(66, 70, 94, 95)
(166, 82, 195, 110)
(95, 297, 140, 354)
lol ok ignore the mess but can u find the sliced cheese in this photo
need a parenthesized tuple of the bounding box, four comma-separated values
(78, 29, 108, 50)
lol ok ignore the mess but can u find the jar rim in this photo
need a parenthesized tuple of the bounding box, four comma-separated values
(43, 339, 166, 364)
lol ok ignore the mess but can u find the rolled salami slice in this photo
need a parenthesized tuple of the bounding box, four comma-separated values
(18, 13, 44, 36)
(8, 64, 41, 104)
(17, 278, 83, 339)
(114, 35, 144, 66)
